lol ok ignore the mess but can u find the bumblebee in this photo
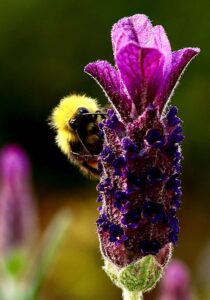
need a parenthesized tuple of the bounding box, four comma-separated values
(49, 95, 106, 177)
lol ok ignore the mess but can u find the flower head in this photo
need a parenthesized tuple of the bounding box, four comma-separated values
(158, 260, 192, 300)
(85, 14, 199, 121)
(0, 145, 71, 299)
(0, 145, 38, 253)
(85, 14, 199, 293)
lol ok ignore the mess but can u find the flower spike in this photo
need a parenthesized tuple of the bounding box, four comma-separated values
(85, 14, 200, 298)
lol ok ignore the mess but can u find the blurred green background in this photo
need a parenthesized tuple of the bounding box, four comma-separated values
(0, 0, 209, 299)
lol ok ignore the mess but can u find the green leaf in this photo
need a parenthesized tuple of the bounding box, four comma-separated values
(3, 250, 26, 278)
(25, 210, 72, 300)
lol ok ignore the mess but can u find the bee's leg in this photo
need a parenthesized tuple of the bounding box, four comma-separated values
(70, 151, 98, 160)
(95, 110, 107, 120)
(100, 113, 107, 120)
(82, 162, 100, 176)
(75, 130, 91, 155)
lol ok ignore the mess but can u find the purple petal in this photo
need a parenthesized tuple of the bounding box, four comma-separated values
(84, 60, 132, 122)
(151, 25, 171, 57)
(116, 43, 164, 114)
(154, 47, 200, 112)
(111, 14, 153, 58)
(151, 25, 172, 75)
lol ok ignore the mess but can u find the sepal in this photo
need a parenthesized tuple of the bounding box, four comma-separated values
(104, 245, 172, 294)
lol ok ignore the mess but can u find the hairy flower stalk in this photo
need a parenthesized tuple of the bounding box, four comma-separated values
(85, 14, 200, 298)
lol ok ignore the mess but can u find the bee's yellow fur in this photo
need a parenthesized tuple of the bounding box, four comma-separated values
(49, 94, 99, 158)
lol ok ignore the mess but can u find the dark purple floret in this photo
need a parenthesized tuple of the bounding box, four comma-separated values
(104, 109, 125, 132)
(96, 194, 103, 203)
(122, 137, 138, 152)
(167, 107, 182, 127)
(100, 146, 115, 164)
(139, 240, 161, 255)
(143, 202, 164, 223)
(168, 129, 184, 144)
(166, 175, 181, 192)
(121, 209, 141, 229)
(113, 156, 126, 175)
(97, 177, 112, 192)
(85, 14, 200, 268)
(113, 190, 129, 212)
(96, 213, 110, 231)
(127, 172, 144, 187)
(107, 109, 114, 117)
(172, 194, 181, 208)
(147, 167, 165, 182)
(144, 128, 165, 148)
(109, 224, 125, 243)
(98, 122, 104, 130)
(169, 217, 179, 234)
(168, 231, 179, 244)
(97, 161, 103, 174)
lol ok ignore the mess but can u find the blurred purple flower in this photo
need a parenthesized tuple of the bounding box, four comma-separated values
(0, 145, 38, 254)
(85, 14, 200, 268)
(157, 260, 192, 300)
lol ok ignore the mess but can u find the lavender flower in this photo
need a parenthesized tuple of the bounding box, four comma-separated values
(84, 14, 200, 295)
(0, 145, 38, 253)
(0, 145, 71, 299)
(157, 260, 192, 300)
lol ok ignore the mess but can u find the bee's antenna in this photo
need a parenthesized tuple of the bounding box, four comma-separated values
(82, 112, 108, 116)
(82, 112, 107, 121)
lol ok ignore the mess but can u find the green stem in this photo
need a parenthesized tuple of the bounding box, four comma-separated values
(122, 289, 143, 300)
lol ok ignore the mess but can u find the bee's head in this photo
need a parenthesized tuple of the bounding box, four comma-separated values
(50, 95, 99, 130)
(68, 107, 90, 131)
(49, 94, 99, 155)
